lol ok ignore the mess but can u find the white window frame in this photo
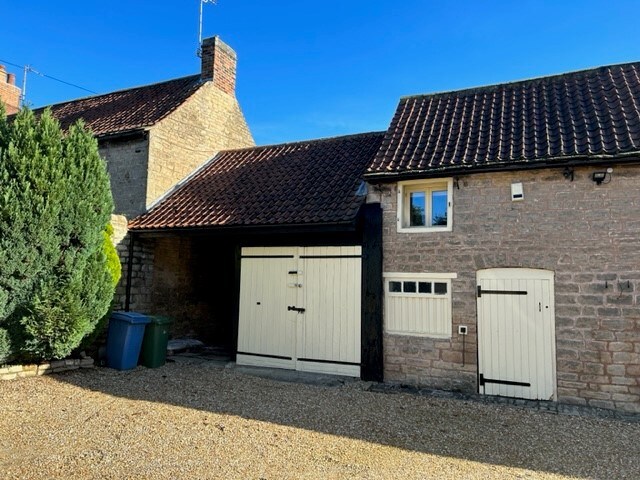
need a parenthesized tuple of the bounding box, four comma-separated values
(383, 272, 457, 338)
(397, 178, 453, 233)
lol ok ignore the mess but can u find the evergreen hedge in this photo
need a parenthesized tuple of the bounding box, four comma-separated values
(0, 106, 116, 363)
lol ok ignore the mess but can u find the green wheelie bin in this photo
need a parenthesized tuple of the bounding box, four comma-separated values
(139, 316, 172, 368)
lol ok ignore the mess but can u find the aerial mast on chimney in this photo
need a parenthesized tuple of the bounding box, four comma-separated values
(197, 0, 217, 58)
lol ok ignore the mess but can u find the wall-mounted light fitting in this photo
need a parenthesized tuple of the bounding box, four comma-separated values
(562, 167, 574, 181)
(592, 168, 613, 185)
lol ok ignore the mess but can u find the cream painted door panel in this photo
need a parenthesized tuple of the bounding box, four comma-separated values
(297, 247, 361, 377)
(477, 268, 556, 401)
(237, 247, 297, 370)
(237, 246, 362, 377)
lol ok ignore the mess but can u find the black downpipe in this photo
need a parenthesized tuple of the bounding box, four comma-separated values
(124, 232, 135, 312)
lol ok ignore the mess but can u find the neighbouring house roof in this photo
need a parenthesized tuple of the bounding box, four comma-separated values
(367, 62, 640, 179)
(32, 75, 202, 137)
(129, 132, 385, 231)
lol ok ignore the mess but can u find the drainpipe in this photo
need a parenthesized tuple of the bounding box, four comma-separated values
(124, 233, 135, 312)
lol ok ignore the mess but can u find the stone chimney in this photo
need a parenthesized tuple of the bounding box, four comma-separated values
(0, 65, 21, 114)
(200, 36, 237, 96)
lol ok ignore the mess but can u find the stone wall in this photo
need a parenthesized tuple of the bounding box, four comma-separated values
(113, 236, 207, 335)
(129, 237, 237, 346)
(113, 235, 155, 313)
(372, 164, 640, 413)
(111, 233, 238, 347)
(99, 136, 149, 218)
(146, 237, 203, 336)
(146, 82, 254, 210)
(105, 80, 252, 323)
(0, 358, 94, 380)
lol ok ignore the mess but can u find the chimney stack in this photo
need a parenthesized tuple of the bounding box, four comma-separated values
(0, 65, 21, 114)
(200, 36, 237, 96)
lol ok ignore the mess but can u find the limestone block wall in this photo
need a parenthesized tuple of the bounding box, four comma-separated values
(131, 237, 237, 345)
(99, 136, 149, 218)
(112, 234, 155, 313)
(0, 358, 94, 380)
(146, 82, 254, 209)
(372, 164, 640, 413)
(112, 236, 205, 335)
(146, 237, 206, 336)
(105, 82, 253, 324)
(110, 214, 131, 310)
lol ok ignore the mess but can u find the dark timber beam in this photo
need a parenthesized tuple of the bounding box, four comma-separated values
(230, 244, 242, 361)
(360, 203, 384, 382)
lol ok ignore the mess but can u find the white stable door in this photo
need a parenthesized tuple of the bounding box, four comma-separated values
(477, 268, 556, 400)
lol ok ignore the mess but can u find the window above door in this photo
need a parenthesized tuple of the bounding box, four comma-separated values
(397, 178, 453, 233)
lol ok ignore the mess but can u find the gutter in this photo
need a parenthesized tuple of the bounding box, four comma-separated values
(96, 128, 148, 144)
(364, 153, 640, 183)
(128, 220, 359, 237)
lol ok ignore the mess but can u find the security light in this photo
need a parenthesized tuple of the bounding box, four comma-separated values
(592, 171, 607, 184)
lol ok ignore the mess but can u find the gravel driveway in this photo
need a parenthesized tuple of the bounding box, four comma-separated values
(1, 357, 638, 479)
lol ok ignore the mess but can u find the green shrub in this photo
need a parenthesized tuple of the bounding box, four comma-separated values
(0, 328, 10, 365)
(77, 224, 122, 352)
(103, 223, 122, 287)
(0, 108, 115, 362)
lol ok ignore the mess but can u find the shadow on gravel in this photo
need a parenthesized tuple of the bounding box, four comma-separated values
(53, 358, 640, 479)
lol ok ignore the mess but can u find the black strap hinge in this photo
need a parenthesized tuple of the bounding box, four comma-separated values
(477, 286, 528, 297)
(479, 373, 531, 387)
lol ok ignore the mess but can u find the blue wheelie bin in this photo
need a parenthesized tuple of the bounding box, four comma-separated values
(106, 312, 151, 370)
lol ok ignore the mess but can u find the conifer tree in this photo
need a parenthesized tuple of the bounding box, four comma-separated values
(0, 107, 115, 362)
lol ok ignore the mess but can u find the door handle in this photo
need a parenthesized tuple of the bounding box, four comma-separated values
(287, 306, 306, 313)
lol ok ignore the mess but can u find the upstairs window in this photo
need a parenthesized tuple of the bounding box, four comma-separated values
(398, 179, 453, 232)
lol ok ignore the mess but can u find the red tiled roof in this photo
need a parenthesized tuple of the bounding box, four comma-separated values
(129, 132, 385, 231)
(33, 75, 202, 137)
(367, 62, 640, 178)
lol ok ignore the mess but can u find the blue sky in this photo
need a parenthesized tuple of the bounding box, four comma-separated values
(3, 1, 640, 145)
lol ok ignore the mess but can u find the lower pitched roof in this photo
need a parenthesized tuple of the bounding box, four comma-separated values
(129, 132, 385, 231)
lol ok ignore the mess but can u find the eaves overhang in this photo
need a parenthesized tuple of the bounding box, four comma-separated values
(364, 152, 640, 183)
(128, 219, 358, 237)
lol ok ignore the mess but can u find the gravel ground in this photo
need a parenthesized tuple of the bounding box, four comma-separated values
(1, 358, 639, 480)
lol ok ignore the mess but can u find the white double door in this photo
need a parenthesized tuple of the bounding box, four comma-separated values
(237, 246, 362, 377)
(477, 268, 556, 400)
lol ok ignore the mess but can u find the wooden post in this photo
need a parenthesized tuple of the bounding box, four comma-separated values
(230, 243, 242, 361)
(360, 203, 384, 382)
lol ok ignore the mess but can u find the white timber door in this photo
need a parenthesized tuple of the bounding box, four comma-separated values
(237, 246, 362, 377)
(476, 268, 556, 401)
(237, 248, 297, 370)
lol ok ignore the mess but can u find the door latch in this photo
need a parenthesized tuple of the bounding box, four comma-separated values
(287, 306, 306, 313)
